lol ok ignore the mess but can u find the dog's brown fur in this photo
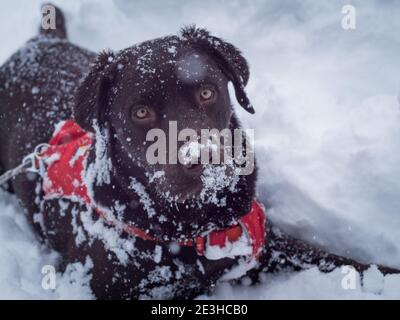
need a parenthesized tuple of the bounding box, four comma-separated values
(0, 5, 398, 299)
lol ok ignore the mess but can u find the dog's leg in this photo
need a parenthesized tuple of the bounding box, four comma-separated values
(245, 221, 400, 283)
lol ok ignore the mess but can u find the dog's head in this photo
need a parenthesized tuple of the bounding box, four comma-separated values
(74, 26, 257, 240)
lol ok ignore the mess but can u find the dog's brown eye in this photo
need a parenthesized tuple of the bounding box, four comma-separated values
(199, 88, 215, 101)
(133, 106, 150, 119)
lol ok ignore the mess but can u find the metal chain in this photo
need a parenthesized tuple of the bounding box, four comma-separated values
(0, 143, 50, 186)
(0, 162, 29, 186)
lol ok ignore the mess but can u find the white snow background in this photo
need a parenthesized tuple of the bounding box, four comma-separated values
(0, 0, 399, 299)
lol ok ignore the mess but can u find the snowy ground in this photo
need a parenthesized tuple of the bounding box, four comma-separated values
(0, 0, 400, 299)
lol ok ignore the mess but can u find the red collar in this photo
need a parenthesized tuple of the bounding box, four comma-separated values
(41, 120, 266, 260)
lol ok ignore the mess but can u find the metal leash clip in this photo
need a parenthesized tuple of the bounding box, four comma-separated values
(22, 143, 50, 176)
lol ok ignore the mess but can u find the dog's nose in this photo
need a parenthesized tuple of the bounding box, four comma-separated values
(178, 138, 228, 176)
(180, 150, 220, 176)
(181, 162, 204, 176)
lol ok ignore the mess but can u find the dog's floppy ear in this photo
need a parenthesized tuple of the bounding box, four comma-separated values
(74, 50, 116, 131)
(181, 26, 254, 114)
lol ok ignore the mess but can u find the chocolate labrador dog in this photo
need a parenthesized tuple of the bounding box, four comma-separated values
(0, 6, 398, 299)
